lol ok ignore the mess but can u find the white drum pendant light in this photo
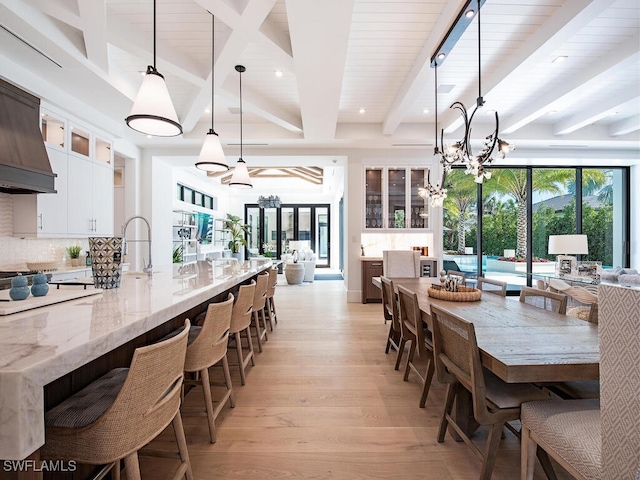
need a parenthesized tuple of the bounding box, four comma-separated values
(195, 13, 228, 172)
(125, 0, 182, 137)
(229, 65, 253, 189)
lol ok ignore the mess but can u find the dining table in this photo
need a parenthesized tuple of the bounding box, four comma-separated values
(371, 276, 600, 434)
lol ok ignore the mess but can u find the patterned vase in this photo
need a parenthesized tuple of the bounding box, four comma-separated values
(89, 237, 123, 289)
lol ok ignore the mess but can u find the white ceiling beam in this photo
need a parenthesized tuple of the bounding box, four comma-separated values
(382, 0, 467, 136)
(77, 0, 109, 73)
(285, 0, 354, 141)
(106, 11, 208, 89)
(182, 0, 282, 134)
(502, 34, 640, 135)
(443, 0, 616, 134)
(554, 91, 640, 136)
(22, 0, 82, 30)
(219, 77, 302, 132)
(609, 114, 640, 137)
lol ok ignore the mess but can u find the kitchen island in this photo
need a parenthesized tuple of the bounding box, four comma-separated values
(0, 259, 275, 462)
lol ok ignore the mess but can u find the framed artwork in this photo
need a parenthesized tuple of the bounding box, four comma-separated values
(556, 255, 576, 275)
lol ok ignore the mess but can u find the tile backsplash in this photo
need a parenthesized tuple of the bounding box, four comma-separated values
(0, 194, 88, 269)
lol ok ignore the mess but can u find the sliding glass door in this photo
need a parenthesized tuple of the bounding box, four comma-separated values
(245, 204, 330, 267)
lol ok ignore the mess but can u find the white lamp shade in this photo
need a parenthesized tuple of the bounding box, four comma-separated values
(229, 159, 252, 188)
(288, 240, 310, 251)
(548, 234, 588, 255)
(195, 130, 228, 172)
(126, 68, 182, 137)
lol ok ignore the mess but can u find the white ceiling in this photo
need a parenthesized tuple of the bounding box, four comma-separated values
(0, 0, 638, 162)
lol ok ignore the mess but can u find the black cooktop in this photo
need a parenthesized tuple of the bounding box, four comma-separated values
(0, 270, 39, 279)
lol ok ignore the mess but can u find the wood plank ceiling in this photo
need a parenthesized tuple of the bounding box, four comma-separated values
(0, 0, 637, 158)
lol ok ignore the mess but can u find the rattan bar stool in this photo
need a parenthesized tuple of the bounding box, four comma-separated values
(251, 272, 270, 352)
(228, 280, 256, 385)
(182, 294, 235, 444)
(264, 266, 279, 331)
(42, 320, 193, 480)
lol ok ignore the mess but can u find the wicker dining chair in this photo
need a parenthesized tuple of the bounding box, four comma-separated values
(519, 286, 567, 314)
(264, 266, 279, 331)
(476, 277, 507, 296)
(251, 272, 270, 352)
(229, 280, 256, 386)
(42, 320, 193, 480)
(381, 276, 405, 370)
(397, 285, 435, 408)
(429, 305, 550, 480)
(182, 293, 235, 444)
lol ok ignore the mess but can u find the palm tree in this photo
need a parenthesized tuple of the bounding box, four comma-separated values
(491, 169, 573, 258)
(443, 170, 477, 254)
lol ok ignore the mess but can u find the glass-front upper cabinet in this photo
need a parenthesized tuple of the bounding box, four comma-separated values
(365, 168, 383, 229)
(70, 126, 90, 157)
(410, 168, 429, 228)
(95, 138, 112, 164)
(364, 166, 429, 230)
(41, 112, 66, 149)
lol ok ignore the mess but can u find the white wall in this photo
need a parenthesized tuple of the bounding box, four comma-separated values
(630, 164, 639, 270)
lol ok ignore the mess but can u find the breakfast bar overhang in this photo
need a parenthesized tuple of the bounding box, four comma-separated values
(0, 260, 275, 461)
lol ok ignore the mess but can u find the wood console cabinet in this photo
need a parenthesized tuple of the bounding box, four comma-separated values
(361, 259, 383, 303)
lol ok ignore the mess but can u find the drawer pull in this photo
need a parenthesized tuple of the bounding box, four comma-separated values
(371, 263, 382, 266)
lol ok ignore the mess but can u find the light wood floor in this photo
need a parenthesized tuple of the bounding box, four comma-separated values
(139, 278, 570, 480)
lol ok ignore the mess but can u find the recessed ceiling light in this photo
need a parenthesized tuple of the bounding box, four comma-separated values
(423, 108, 429, 114)
(275, 70, 283, 77)
(465, 9, 475, 18)
(359, 108, 366, 114)
(552, 56, 568, 63)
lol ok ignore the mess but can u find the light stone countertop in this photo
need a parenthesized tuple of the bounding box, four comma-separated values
(0, 259, 274, 460)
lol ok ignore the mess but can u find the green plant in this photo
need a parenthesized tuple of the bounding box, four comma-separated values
(172, 245, 183, 263)
(66, 245, 82, 259)
(223, 213, 249, 254)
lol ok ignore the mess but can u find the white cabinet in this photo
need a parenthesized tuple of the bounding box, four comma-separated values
(67, 155, 114, 236)
(13, 147, 68, 236)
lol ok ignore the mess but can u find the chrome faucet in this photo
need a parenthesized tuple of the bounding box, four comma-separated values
(122, 216, 153, 275)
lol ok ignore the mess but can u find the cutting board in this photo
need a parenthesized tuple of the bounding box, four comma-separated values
(0, 287, 103, 316)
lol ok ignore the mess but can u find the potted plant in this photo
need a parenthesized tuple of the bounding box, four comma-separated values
(66, 245, 82, 267)
(223, 213, 249, 262)
(172, 245, 183, 264)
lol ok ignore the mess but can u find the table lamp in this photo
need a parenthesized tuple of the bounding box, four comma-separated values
(548, 234, 588, 276)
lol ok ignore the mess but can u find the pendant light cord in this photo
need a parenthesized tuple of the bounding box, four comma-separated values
(477, 0, 483, 107)
(239, 68, 243, 159)
(434, 63, 439, 154)
(211, 13, 216, 132)
(153, 0, 157, 69)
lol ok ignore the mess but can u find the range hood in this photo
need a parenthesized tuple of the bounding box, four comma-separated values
(0, 79, 56, 194)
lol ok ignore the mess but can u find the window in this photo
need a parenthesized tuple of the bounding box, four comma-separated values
(442, 166, 630, 290)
